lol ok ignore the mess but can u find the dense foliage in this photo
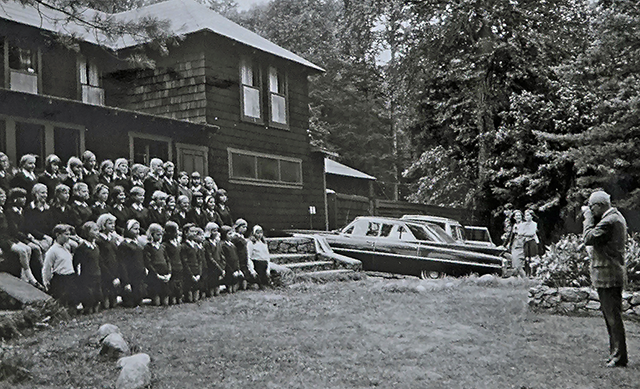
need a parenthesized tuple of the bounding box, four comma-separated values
(535, 233, 640, 290)
(20, 0, 640, 236)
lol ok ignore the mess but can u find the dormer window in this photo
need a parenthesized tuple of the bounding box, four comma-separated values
(268, 66, 288, 127)
(7, 44, 39, 94)
(78, 55, 104, 105)
(240, 58, 262, 122)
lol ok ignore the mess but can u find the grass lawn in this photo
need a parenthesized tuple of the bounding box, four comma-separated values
(2, 275, 639, 389)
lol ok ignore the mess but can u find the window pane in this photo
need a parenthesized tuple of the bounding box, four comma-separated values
(15, 122, 44, 168)
(241, 61, 253, 85)
(10, 71, 38, 94)
(270, 94, 287, 124)
(257, 157, 278, 181)
(54, 127, 81, 166)
(269, 68, 278, 93)
(366, 222, 380, 236)
(89, 62, 100, 86)
(280, 160, 301, 183)
(380, 224, 393, 237)
(231, 152, 256, 179)
(0, 120, 5, 154)
(9, 47, 36, 72)
(243, 86, 261, 119)
(78, 56, 87, 84)
(133, 137, 169, 165)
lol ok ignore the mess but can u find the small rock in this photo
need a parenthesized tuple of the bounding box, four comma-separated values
(622, 291, 633, 300)
(101, 333, 130, 358)
(634, 305, 640, 316)
(559, 302, 576, 313)
(559, 287, 588, 303)
(476, 274, 496, 285)
(585, 300, 601, 310)
(98, 324, 121, 341)
(542, 287, 557, 296)
(116, 353, 151, 389)
(630, 292, 640, 306)
(588, 289, 599, 301)
(414, 285, 426, 293)
(622, 299, 631, 311)
(545, 294, 561, 305)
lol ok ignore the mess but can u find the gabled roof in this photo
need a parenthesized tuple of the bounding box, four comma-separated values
(0, 0, 324, 72)
(325, 158, 376, 180)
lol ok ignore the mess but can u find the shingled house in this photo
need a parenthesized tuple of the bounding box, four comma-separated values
(0, 0, 328, 231)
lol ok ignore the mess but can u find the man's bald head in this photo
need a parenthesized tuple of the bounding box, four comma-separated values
(588, 190, 611, 218)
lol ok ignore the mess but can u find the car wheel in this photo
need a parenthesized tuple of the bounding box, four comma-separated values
(420, 270, 442, 280)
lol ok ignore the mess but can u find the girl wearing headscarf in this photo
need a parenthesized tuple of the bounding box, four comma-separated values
(247, 224, 271, 289)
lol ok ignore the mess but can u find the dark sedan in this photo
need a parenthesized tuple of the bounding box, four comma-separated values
(312, 216, 507, 279)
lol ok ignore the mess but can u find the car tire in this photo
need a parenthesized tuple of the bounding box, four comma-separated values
(420, 270, 442, 280)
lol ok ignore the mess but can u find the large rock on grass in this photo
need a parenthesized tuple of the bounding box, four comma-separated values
(98, 324, 121, 341)
(0, 273, 51, 309)
(558, 287, 588, 303)
(101, 332, 130, 358)
(116, 353, 151, 389)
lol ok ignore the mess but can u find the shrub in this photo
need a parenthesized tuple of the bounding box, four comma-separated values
(534, 233, 640, 289)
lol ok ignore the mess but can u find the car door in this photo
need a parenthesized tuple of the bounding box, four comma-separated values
(372, 224, 420, 276)
(325, 219, 377, 269)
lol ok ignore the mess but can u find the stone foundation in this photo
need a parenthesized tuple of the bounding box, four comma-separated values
(528, 285, 640, 318)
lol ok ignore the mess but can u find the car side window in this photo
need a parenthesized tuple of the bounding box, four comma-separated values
(343, 226, 354, 234)
(380, 224, 393, 237)
(366, 222, 380, 236)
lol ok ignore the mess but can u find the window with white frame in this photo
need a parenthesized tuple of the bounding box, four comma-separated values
(228, 148, 302, 188)
(78, 55, 104, 105)
(268, 66, 288, 126)
(8, 44, 39, 94)
(240, 58, 262, 122)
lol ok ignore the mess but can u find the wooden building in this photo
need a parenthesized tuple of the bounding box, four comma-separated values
(0, 0, 327, 231)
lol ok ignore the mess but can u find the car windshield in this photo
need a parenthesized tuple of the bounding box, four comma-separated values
(424, 223, 456, 243)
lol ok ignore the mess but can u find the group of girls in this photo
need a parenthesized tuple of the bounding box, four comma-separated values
(0, 150, 272, 312)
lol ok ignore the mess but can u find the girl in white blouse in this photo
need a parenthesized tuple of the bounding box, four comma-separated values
(247, 225, 271, 289)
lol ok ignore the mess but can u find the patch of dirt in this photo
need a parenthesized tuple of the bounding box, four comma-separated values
(2, 276, 639, 389)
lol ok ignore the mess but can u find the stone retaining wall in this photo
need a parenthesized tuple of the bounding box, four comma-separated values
(528, 285, 640, 318)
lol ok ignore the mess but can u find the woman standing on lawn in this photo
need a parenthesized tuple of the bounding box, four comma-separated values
(521, 209, 540, 276)
(247, 225, 271, 289)
(509, 210, 527, 278)
(73, 221, 102, 314)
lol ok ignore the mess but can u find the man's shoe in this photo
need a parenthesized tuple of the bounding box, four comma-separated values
(606, 359, 627, 368)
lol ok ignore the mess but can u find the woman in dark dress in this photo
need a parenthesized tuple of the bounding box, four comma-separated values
(214, 189, 233, 227)
(118, 219, 147, 307)
(144, 223, 172, 306)
(38, 154, 63, 202)
(73, 221, 102, 314)
(69, 182, 93, 229)
(163, 221, 183, 304)
(96, 213, 123, 309)
(11, 154, 38, 198)
(50, 184, 74, 227)
(108, 185, 129, 235)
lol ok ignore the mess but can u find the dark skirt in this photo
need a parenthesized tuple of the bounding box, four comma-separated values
(524, 239, 538, 258)
(77, 275, 103, 308)
(146, 273, 172, 298)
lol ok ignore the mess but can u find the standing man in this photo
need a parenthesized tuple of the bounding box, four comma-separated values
(583, 190, 628, 367)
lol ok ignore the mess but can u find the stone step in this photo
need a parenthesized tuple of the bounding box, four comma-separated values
(270, 253, 317, 265)
(266, 237, 316, 255)
(0, 273, 52, 310)
(294, 269, 362, 283)
(283, 260, 336, 273)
